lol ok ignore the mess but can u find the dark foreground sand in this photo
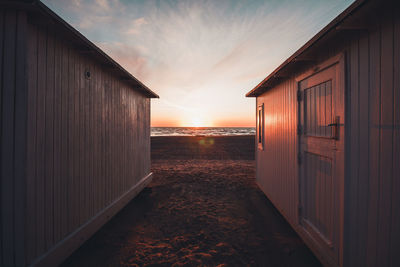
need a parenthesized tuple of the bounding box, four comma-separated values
(62, 136, 321, 266)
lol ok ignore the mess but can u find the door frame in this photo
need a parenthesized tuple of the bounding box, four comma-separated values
(295, 53, 346, 267)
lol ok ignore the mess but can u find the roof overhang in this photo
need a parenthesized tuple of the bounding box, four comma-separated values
(1, 0, 159, 98)
(246, 0, 372, 97)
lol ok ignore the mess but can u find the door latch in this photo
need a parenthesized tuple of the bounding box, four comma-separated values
(327, 116, 340, 140)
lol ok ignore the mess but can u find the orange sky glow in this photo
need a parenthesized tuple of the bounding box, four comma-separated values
(43, 0, 353, 127)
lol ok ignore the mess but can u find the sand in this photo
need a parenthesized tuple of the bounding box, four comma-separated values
(61, 136, 321, 267)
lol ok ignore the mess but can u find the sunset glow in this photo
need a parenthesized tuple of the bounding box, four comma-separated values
(188, 117, 205, 128)
(42, 0, 353, 127)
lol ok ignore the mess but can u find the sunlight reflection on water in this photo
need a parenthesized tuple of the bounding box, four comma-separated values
(151, 127, 255, 137)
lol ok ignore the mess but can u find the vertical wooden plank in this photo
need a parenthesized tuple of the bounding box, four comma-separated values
(67, 45, 75, 233)
(312, 86, 317, 135)
(326, 81, 332, 137)
(311, 154, 316, 226)
(44, 26, 55, 250)
(106, 75, 111, 203)
(128, 88, 133, 187)
(14, 11, 28, 266)
(85, 59, 90, 220)
(105, 74, 110, 204)
(26, 21, 38, 264)
(292, 79, 297, 221)
(320, 83, 326, 136)
(60, 42, 69, 239)
(53, 32, 62, 244)
(349, 37, 360, 267)
(126, 88, 130, 188)
(326, 157, 333, 244)
(0, 11, 3, 264)
(377, 12, 394, 266)
(86, 60, 91, 218)
(390, 7, 400, 266)
(357, 33, 370, 267)
(76, 51, 83, 226)
(0, 11, 3, 262)
(366, 21, 381, 267)
(89, 61, 95, 216)
(98, 66, 104, 211)
(35, 22, 47, 257)
(121, 87, 125, 192)
(316, 85, 321, 136)
(78, 55, 84, 224)
(1, 10, 16, 267)
(283, 82, 287, 215)
(91, 63, 96, 213)
(114, 79, 118, 196)
(307, 89, 311, 135)
(112, 78, 116, 198)
(103, 69, 107, 206)
(96, 65, 101, 211)
(315, 154, 321, 231)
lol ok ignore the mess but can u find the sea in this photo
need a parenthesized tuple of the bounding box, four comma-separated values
(151, 127, 256, 137)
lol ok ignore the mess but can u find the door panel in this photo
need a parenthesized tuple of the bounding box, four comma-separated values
(298, 55, 345, 265)
(304, 80, 333, 138)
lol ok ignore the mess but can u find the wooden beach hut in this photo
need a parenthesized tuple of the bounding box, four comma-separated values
(246, 0, 399, 266)
(0, 1, 159, 266)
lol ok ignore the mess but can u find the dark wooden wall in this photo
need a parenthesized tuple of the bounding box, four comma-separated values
(25, 17, 151, 265)
(255, 3, 400, 266)
(343, 4, 400, 267)
(0, 10, 28, 267)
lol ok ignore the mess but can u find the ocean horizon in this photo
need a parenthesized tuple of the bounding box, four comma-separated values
(151, 127, 256, 137)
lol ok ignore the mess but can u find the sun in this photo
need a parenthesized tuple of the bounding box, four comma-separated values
(190, 117, 203, 127)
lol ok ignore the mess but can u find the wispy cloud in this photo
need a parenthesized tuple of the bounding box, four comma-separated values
(125, 17, 148, 35)
(43, 0, 354, 126)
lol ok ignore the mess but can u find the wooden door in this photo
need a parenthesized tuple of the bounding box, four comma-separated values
(297, 55, 345, 265)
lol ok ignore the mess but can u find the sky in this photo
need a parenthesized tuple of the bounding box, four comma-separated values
(42, 0, 353, 127)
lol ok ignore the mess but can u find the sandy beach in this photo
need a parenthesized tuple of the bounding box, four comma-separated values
(61, 136, 320, 266)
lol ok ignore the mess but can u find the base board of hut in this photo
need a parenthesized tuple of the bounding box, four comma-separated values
(30, 172, 154, 267)
(255, 181, 339, 267)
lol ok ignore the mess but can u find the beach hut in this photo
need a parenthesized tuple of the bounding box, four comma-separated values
(0, 1, 158, 266)
(246, 0, 399, 266)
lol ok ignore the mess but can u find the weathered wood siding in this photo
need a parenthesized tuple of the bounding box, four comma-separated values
(25, 19, 151, 265)
(0, 10, 28, 267)
(255, 79, 298, 224)
(255, 2, 400, 266)
(343, 5, 400, 267)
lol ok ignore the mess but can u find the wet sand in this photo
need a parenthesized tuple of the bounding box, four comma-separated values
(62, 136, 321, 266)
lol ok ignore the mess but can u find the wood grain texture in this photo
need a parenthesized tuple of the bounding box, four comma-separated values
(3, 10, 17, 265)
(1, 10, 16, 267)
(24, 16, 153, 266)
(377, 10, 394, 267)
(390, 6, 400, 266)
(256, 78, 298, 226)
(26, 21, 38, 264)
(14, 11, 28, 267)
(366, 19, 381, 267)
(0, 5, 153, 266)
(0, 11, 3, 264)
(0, 10, 29, 267)
(255, 5, 400, 266)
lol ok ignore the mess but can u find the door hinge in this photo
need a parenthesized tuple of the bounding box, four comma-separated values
(297, 124, 302, 135)
(297, 153, 302, 165)
(297, 90, 302, 102)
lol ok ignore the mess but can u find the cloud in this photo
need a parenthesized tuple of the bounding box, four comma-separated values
(42, 0, 354, 126)
(125, 17, 148, 35)
(97, 42, 149, 80)
(95, 0, 110, 10)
